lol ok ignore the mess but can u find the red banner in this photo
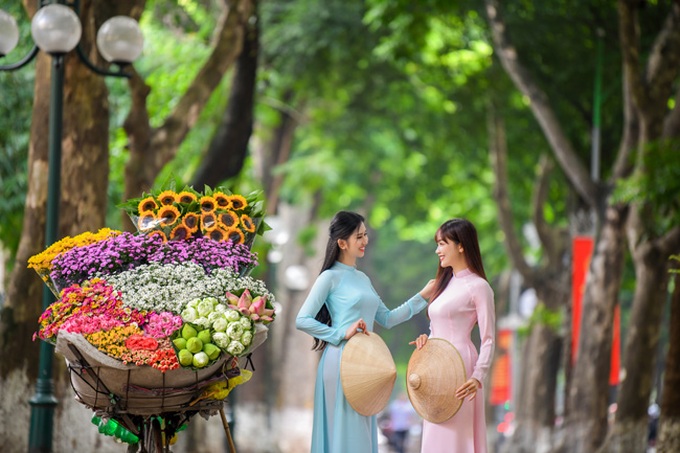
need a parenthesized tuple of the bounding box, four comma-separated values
(490, 328, 512, 405)
(571, 236, 620, 385)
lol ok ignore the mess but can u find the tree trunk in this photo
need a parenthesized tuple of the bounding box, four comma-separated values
(658, 266, 680, 453)
(0, 1, 114, 450)
(191, 0, 259, 188)
(599, 249, 669, 452)
(489, 100, 570, 452)
(124, 0, 252, 210)
(563, 206, 628, 453)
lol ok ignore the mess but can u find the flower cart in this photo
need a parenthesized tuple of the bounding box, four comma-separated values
(29, 186, 275, 452)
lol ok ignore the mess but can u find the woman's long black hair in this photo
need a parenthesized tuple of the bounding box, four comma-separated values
(430, 218, 487, 303)
(312, 211, 365, 351)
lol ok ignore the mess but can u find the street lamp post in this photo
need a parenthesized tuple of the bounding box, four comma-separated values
(0, 2, 143, 452)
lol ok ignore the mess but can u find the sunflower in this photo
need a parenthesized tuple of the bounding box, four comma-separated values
(182, 212, 200, 233)
(218, 211, 239, 229)
(240, 214, 256, 233)
(177, 191, 198, 204)
(200, 196, 217, 213)
(208, 228, 227, 242)
(227, 194, 248, 211)
(137, 212, 157, 231)
(201, 212, 218, 231)
(148, 230, 167, 243)
(138, 196, 158, 214)
(213, 192, 232, 210)
(158, 190, 178, 206)
(170, 224, 192, 241)
(224, 227, 245, 244)
(158, 205, 181, 226)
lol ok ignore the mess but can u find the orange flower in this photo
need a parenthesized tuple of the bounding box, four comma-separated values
(240, 214, 256, 233)
(201, 212, 218, 231)
(200, 196, 217, 212)
(138, 196, 158, 214)
(138, 212, 157, 231)
(183, 212, 200, 233)
(170, 224, 192, 241)
(158, 205, 180, 226)
(158, 190, 178, 206)
(208, 228, 227, 241)
(213, 192, 232, 209)
(227, 194, 248, 211)
(224, 227, 245, 244)
(218, 211, 239, 229)
(177, 191, 198, 204)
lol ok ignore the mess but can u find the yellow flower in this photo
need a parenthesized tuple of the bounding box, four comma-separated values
(170, 224, 192, 241)
(158, 190, 179, 206)
(138, 196, 158, 214)
(137, 212, 157, 231)
(28, 228, 120, 275)
(177, 191, 198, 204)
(224, 227, 245, 244)
(207, 227, 227, 242)
(227, 194, 248, 211)
(213, 192, 232, 210)
(158, 205, 181, 226)
(200, 196, 217, 213)
(201, 212, 218, 231)
(183, 212, 200, 233)
(218, 211, 239, 229)
(240, 214, 256, 233)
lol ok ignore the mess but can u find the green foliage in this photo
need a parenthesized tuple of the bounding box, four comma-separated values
(517, 302, 562, 338)
(612, 139, 680, 234)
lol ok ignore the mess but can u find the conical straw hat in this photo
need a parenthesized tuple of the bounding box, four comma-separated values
(341, 332, 397, 416)
(406, 338, 467, 423)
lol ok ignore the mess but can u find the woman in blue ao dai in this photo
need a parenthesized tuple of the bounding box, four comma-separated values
(296, 211, 435, 453)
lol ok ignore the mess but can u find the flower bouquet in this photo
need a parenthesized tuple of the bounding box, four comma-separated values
(29, 185, 275, 448)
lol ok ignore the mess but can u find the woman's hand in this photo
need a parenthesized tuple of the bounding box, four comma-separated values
(419, 279, 436, 300)
(455, 378, 481, 401)
(409, 334, 429, 350)
(344, 318, 369, 340)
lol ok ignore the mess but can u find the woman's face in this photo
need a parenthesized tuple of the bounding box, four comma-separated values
(339, 222, 368, 262)
(435, 235, 463, 269)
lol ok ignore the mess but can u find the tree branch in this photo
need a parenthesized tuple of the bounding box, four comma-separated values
(484, 0, 599, 209)
(488, 102, 535, 283)
(645, 2, 680, 116)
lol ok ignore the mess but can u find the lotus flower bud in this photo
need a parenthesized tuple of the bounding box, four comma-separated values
(172, 338, 187, 350)
(178, 349, 193, 367)
(181, 323, 198, 340)
(198, 329, 212, 344)
(186, 337, 203, 353)
(203, 343, 221, 360)
(225, 291, 240, 305)
(193, 351, 209, 368)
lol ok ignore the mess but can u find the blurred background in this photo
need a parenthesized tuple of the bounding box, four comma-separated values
(1, 1, 679, 452)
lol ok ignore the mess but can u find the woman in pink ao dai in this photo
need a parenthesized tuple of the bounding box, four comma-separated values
(411, 218, 495, 453)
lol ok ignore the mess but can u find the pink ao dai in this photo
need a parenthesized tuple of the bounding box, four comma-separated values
(420, 268, 495, 453)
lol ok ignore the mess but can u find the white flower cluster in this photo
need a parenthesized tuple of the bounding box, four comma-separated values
(180, 296, 254, 357)
(104, 262, 274, 314)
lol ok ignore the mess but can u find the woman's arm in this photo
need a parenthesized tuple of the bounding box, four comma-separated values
(295, 271, 346, 346)
(374, 279, 434, 329)
(470, 281, 496, 384)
